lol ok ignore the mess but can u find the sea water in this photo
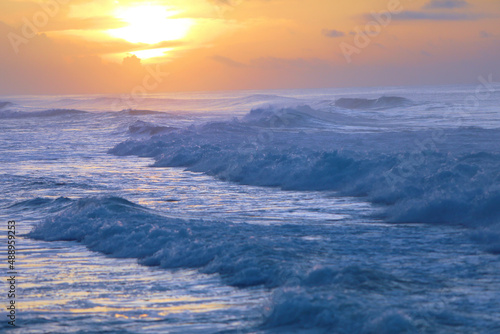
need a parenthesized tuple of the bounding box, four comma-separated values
(1, 83, 500, 333)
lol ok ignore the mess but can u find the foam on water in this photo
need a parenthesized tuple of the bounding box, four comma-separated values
(24, 195, 500, 333)
(28, 196, 307, 288)
(109, 104, 500, 237)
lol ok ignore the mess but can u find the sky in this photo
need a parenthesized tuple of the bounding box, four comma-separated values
(0, 0, 499, 94)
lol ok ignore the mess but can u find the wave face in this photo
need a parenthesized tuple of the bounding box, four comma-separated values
(110, 105, 500, 235)
(127, 120, 177, 136)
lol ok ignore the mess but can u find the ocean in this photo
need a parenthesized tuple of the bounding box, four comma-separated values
(1, 82, 500, 333)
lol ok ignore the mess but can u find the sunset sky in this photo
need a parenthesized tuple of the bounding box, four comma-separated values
(0, 0, 499, 94)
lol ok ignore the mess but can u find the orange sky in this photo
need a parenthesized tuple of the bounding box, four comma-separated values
(0, 0, 499, 94)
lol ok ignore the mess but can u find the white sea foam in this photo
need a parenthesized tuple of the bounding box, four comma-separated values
(110, 103, 500, 235)
(27, 195, 500, 332)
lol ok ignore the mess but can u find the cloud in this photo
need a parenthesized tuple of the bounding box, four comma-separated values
(388, 0, 485, 22)
(322, 29, 345, 38)
(210, 55, 247, 68)
(424, 0, 470, 10)
(479, 31, 495, 38)
(394, 11, 483, 21)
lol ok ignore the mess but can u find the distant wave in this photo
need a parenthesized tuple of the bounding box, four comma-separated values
(335, 96, 413, 110)
(0, 101, 13, 110)
(51, 93, 301, 114)
(242, 105, 332, 128)
(122, 109, 162, 115)
(0, 109, 88, 119)
(245, 93, 297, 100)
(241, 105, 374, 128)
(110, 105, 500, 239)
(237, 94, 299, 104)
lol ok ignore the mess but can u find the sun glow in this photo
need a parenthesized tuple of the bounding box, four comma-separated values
(108, 5, 193, 45)
(129, 47, 173, 59)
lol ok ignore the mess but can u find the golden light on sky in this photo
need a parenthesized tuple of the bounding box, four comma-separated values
(0, 0, 499, 94)
(128, 47, 173, 60)
(107, 4, 193, 46)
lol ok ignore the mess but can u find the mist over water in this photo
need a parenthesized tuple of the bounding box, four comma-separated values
(2, 84, 500, 333)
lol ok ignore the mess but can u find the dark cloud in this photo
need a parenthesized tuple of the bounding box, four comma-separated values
(424, 0, 470, 10)
(321, 29, 345, 38)
(394, 11, 483, 21)
(385, 0, 484, 22)
(480, 31, 492, 38)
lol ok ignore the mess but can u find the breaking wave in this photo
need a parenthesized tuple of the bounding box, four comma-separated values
(109, 105, 500, 236)
(26, 196, 496, 332)
(123, 109, 163, 115)
(28, 196, 305, 288)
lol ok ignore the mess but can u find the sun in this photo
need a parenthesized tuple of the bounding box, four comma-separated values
(108, 4, 193, 45)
